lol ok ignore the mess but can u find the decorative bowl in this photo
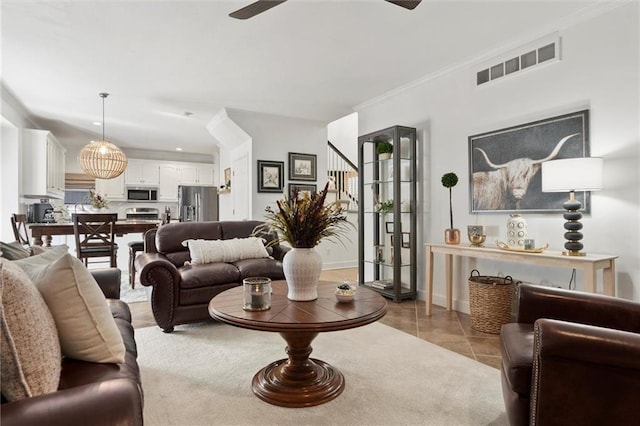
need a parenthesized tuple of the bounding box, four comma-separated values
(335, 285, 356, 303)
(468, 233, 487, 247)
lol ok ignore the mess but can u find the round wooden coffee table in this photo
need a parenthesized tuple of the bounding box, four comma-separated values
(209, 280, 387, 408)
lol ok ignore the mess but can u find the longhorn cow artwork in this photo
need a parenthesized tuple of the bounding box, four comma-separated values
(469, 110, 590, 213)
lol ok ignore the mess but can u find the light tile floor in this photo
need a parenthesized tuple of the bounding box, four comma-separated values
(128, 268, 502, 369)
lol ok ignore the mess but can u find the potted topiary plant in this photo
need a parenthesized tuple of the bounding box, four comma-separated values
(441, 172, 460, 245)
(376, 140, 393, 160)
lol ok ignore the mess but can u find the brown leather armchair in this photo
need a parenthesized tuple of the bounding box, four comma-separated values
(500, 284, 640, 426)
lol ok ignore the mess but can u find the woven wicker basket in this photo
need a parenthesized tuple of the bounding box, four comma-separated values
(468, 269, 516, 334)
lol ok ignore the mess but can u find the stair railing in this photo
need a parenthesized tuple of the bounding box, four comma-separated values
(327, 141, 358, 211)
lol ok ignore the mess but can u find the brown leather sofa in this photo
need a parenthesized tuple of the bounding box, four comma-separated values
(135, 220, 288, 333)
(0, 268, 144, 426)
(500, 283, 640, 426)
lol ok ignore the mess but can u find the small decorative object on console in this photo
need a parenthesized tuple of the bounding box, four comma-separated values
(441, 172, 460, 245)
(467, 225, 486, 247)
(506, 214, 527, 249)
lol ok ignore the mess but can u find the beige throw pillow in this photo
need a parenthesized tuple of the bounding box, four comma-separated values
(0, 241, 31, 260)
(16, 253, 125, 363)
(0, 260, 61, 401)
(182, 237, 270, 265)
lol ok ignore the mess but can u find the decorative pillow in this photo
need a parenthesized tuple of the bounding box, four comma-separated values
(0, 241, 31, 260)
(29, 245, 47, 256)
(13, 244, 69, 273)
(15, 253, 125, 364)
(182, 237, 270, 265)
(0, 260, 61, 401)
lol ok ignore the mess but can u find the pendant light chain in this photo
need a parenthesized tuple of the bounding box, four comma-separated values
(100, 92, 108, 141)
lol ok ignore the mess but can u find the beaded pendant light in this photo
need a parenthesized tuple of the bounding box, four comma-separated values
(78, 93, 127, 179)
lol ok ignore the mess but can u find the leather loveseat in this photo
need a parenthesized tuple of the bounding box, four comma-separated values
(1, 268, 144, 426)
(500, 283, 640, 426)
(135, 220, 288, 333)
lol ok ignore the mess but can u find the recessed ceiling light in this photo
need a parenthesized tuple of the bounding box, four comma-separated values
(176, 147, 183, 151)
(93, 121, 101, 126)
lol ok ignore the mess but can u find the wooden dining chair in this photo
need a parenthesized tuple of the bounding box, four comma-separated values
(73, 213, 118, 268)
(11, 213, 30, 246)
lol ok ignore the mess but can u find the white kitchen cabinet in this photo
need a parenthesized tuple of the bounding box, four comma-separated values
(125, 159, 160, 186)
(158, 164, 179, 201)
(178, 163, 216, 186)
(22, 129, 66, 199)
(95, 172, 126, 201)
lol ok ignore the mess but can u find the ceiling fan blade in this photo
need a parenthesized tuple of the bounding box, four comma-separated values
(385, 0, 422, 10)
(229, 0, 287, 20)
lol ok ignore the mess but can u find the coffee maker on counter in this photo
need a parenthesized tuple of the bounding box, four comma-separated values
(27, 200, 55, 223)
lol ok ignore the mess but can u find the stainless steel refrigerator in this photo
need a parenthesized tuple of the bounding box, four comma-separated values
(178, 186, 219, 222)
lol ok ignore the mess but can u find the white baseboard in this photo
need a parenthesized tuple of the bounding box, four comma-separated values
(417, 289, 471, 315)
(322, 260, 358, 270)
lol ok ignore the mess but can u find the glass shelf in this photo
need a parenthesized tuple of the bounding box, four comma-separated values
(363, 179, 412, 186)
(362, 157, 412, 166)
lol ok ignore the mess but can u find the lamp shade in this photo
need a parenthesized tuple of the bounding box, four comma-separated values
(78, 140, 128, 179)
(541, 157, 603, 192)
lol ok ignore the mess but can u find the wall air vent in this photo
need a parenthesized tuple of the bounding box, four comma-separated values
(476, 33, 561, 87)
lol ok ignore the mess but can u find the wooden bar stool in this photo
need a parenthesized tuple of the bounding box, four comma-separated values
(128, 241, 145, 288)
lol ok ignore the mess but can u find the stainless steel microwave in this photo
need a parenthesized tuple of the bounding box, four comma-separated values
(127, 187, 158, 202)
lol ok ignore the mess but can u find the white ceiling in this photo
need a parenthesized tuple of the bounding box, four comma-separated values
(2, 0, 605, 155)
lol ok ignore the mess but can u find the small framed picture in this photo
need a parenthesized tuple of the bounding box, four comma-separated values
(385, 222, 394, 234)
(288, 152, 317, 181)
(402, 232, 410, 248)
(224, 167, 231, 186)
(257, 160, 284, 193)
(288, 183, 317, 199)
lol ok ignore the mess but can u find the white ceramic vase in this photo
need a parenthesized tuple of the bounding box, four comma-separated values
(506, 214, 527, 249)
(283, 247, 322, 301)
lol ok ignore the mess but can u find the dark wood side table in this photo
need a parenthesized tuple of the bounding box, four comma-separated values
(209, 280, 387, 408)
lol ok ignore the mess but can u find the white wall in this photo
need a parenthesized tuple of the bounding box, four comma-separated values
(357, 3, 640, 305)
(328, 112, 358, 165)
(1, 84, 40, 240)
(228, 109, 357, 269)
(227, 109, 328, 220)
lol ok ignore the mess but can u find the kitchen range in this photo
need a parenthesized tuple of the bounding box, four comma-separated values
(125, 207, 160, 222)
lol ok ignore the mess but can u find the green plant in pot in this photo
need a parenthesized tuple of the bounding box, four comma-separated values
(441, 172, 460, 245)
(376, 140, 393, 160)
(375, 199, 394, 215)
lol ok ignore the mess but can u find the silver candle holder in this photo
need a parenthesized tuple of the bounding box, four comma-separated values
(242, 277, 271, 311)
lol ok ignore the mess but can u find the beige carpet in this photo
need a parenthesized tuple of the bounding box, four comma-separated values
(136, 321, 508, 425)
(119, 271, 148, 303)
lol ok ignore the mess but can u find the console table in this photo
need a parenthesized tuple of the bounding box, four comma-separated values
(424, 243, 617, 316)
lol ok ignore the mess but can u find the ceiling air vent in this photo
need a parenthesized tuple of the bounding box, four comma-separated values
(476, 33, 561, 86)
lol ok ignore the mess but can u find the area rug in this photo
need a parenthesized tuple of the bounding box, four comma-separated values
(119, 270, 148, 303)
(136, 322, 508, 425)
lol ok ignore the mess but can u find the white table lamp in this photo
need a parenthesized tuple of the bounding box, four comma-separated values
(541, 157, 603, 256)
